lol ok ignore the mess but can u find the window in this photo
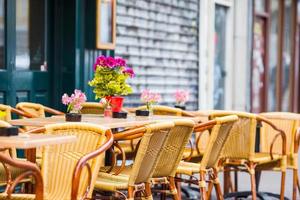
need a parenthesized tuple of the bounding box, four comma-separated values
(16, 0, 46, 71)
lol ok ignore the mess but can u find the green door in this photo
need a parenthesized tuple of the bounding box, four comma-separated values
(0, 0, 51, 106)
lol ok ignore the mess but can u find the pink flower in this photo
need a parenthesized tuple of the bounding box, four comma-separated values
(141, 89, 161, 103)
(61, 89, 87, 113)
(174, 90, 189, 105)
(62, 94, 70, 105)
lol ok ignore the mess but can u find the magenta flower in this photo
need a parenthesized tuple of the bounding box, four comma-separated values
(123, 67, 135, 78)
(115, 58, 126, 66)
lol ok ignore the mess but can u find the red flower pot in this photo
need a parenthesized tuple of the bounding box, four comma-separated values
(106, 96, 124, 112)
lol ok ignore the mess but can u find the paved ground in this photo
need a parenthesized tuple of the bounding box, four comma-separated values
(152, 154, 300, 199)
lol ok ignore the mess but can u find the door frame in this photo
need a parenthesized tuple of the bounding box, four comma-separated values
(251, 0, 298, 112)
(198, 0, 234, 109)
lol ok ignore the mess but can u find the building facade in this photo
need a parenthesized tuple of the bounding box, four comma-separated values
(0, 0, 299, 113)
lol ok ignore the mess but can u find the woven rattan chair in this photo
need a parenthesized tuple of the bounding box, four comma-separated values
(16, 102, 64, 118)
(135, 105, 195, 117)
(0, 122, 114, 200)
(176, 115, 238, 200)
(150, 119, 195, 199)
(259, 112, 300, 200)
(208, 111, 287, 200)
(94, 119, 195, 199)
(124, 105, 195, 160)
(0, 105, 36, 187)
(80, 102, 104, 114)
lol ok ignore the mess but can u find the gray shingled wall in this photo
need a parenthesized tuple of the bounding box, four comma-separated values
(116, 0, 199, 110)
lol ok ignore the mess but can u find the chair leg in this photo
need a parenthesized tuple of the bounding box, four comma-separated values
(207, 182, 214, 200)
(297, 172, 300, 193)
(199, 171, 207, 200)
(293, 169, 298, 200)
(279, 170, 286, 200)
(143, 182, 153, 200)
(249, 163, 257, 200)
(175, 174, 182, 200)
(128, 186, 135, 200)
(169, 176, 180, 200)
(208, 168, 223, 200)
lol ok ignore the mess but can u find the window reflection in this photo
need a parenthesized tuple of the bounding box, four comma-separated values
(268, 1, 279, 111)
(214, 5, 227, 109)
(255, 0, 266, 13)
(16, 0, 45, 71)
(281, 0, 292, 111)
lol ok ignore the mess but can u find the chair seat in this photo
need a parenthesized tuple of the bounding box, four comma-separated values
(251, 152, 282, 164)
(95, 166, 132, 191)
(0, 194, 35, 200)
(176, 161, 201, 176)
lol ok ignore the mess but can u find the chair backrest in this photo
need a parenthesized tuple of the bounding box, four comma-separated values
(128, 121, 175, 185)
(137, 105, 183, 116)
(80, 102, 104, 114)
(259, 112, 300, 164)
(41, 122, 110, 200)
(200, 115, 238, 169)
(0, 104, 12, 121)
(16, 102, 45, 118)
(152, 119, 195, 178)
(209, 111, 258, 160)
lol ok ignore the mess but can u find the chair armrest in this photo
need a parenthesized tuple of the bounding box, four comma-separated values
(11, 108, 36, 118)
(0, 152, 43, 200)
(71, 130, 114, 200)
(43, 106, 64, 115)
(195, 130, 209, 155)
(111, 142, 126, 175)
(114, 126, 147, 141)
(295, 127, 300, 154)
(182, 138, 194, 161)
(257, 116, 287, 159)
(182, 111, 196, 117)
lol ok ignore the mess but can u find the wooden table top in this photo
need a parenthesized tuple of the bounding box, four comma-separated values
(9, 114, 201, 129)
(0, 134, 77, 149)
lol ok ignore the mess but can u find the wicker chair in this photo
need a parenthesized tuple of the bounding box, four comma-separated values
(175, 115, 238, 200)
(16, 102, 64, 118)
(0, 122, 114, 200)
(94, 119, 195, 199)
(124, 105, 195, 160)
(209, 111, 287, 200)
(0, 104, 36, 187)
(259, 112, 300, 200)
(80, 102, 104, 114)
(135, 105, 195, 117)
(0, 120, 43, 200)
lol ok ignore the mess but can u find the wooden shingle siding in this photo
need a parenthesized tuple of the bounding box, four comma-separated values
(116, 0, 199, 110)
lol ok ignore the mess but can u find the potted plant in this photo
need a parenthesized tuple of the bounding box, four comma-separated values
(62, 89, 87, 122)
(174, 90, 189, 110)
(88, 56, 135, 114)
(137, 89, 161, 116)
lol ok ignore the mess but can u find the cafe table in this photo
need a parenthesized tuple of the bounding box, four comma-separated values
(8, 114, 201, 129)
(0, 133, 77, 200)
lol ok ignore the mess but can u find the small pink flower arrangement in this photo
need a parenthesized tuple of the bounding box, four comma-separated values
(174, 90, 189, 105)
(141, 89, 161, 111)
(62, 89, 87, 113)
